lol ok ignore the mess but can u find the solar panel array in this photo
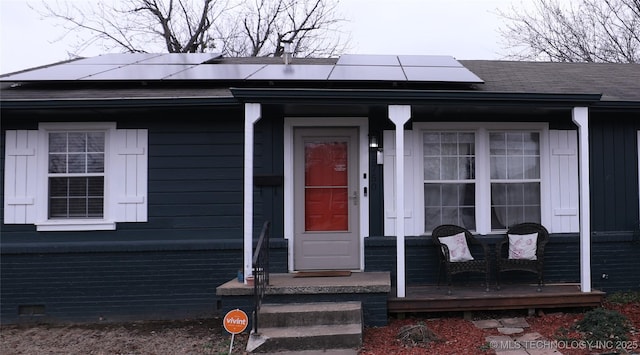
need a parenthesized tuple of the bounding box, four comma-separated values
(1, 53, 483, 84)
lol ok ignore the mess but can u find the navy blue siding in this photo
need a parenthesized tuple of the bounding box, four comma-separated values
(365, 234, 640, 292)
(0, 108, 287, 324)
(590, 113, 640, 232)
(3, 106, 640, 325)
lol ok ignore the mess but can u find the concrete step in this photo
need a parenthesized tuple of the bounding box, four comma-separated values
(257, 301, 362, 328)
(246, 323, 362, 353)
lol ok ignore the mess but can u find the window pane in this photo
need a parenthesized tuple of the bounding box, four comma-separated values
(506, 132, 524, 155)
(423, 157, 440, 180)
(441, 133, 458, 155)
(490, 156, 506, 179)
(424, 184, 441, 206)
(49, 178, 68, 197)
(49, 199, 67, 218)
(441, 157, 458, 180)
(88, 198, 104, 217)
(49, 131, 105, 175)
(424, 183, 475, 232)
(69, 198, 88, 217)
(507, 156, 524, 179)
(49, 133, 67, 152)
(68, 154, 86, 173)
(507, 184, 524, 205)
(424, 131, 476, 233)
(68, 178, 87, 197)
(524, 133, 540, 155)
(88, 177, 104, 196)
(459, 133, 475, 154)
(48, 177, 104, 218)
(524, 157, 540, 179)
(441, 184, 459, 206)
(523, 182, 540, 204)
(424, 207, 441, 232)
(491, 183, 507, 205)
(525, 206, 541, 223)
(490, 131, 540, 179)
(87, 133, 105, 152)
(461, 207, 476, 230)
(491, 182, 540, 229)
(489, 131, 541, 231)
(68, 133, 86, 152)
(87, 154, 105, 173)
(49, 154, 67, 173)
(489, 132, 505, 155)
(458, 157, 475, 179)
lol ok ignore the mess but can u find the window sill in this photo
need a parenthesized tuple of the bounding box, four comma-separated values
(36, 220, 116, 232)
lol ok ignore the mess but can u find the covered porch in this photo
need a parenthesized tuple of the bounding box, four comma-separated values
(241, 102, 595, 299)
(217, 272, 605, 324)
(389, 283, 605, 314)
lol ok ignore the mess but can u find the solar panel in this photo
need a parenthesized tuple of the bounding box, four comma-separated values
(247, 65, 333, 80)
(336, 54, 400, 66)
(1, 64, 122, 81)
(403, 66, 483, 83)
(165, 64, 265, 80)
(80, 64, 195, 80)
(1, 53, 483, 84)
(328, 65, 406, 81)
(69, 53, 164, 65)
(398, 55, 462, 67)
(137, 53, 222, 64)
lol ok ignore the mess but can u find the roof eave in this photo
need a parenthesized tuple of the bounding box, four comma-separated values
(230, 87, 603, 107)
(0, 96, 239, 109)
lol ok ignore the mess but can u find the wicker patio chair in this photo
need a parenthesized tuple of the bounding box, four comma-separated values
(496, 222, 550, 291)
(432, 224, 491, 294)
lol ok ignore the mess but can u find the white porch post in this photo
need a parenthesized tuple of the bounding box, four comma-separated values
(389, 105, 411, 297)
(244, 103, 262, 283)
(572, 107, 592, 292)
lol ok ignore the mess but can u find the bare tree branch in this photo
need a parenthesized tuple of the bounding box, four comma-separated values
(498, 0, 639, 63)
(32, 0, 349, 58)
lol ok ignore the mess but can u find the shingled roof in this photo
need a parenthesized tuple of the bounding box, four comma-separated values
(460, 60, 640, 102)
(1, 54, 639, 105)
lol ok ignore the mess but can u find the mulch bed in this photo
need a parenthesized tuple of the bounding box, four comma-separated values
(361, 300, 640, 354)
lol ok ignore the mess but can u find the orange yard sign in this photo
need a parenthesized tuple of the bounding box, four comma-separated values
(223, 309, 248, 334)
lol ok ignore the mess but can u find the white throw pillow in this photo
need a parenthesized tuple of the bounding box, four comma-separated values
(438, 232, 474, 262)
(508, 232, 538, 260)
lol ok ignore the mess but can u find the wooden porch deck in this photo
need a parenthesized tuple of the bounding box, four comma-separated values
(388, 283, 606, 314)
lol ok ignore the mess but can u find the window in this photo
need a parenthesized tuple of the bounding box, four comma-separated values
(48, 131, 106, 219)
(418, 124, 546, 234)
(384, 123, 579, 236)
(489, 132, 541, 229)
(423, 132, 476, 231)
(4, 123, 148, 231)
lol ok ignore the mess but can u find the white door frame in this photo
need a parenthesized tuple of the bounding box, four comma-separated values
(284, 117, 369, 272)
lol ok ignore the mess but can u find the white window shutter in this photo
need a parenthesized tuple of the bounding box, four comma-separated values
(4, 130, 38, 224)
(112, 129, 148, 222)
(549, 130, 579, 233)
(382, 130, 417, 235)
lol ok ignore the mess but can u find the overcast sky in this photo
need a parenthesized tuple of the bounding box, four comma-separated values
(0, 0, 532, 75)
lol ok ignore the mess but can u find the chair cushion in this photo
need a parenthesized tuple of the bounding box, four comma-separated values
(439, 232, 474, 262)
(508, 232, 538, 260)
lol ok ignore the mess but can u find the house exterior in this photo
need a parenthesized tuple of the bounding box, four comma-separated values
(1, 53, 639, 325)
